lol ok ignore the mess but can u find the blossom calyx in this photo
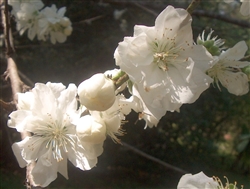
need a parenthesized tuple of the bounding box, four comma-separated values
(197, 30, 225, 56)
(78, 73, 116, 111)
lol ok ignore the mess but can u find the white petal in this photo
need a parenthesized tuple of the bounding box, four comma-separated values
(218, 71, 249, 95)
(134, 25, 153, 37)
(81, 142, 104, 159)
(58, 83, 77, 114)
(31, 83, 57, 118)
(222, 59, 250, 68)
(115, 45, 143, 83)
(67, 137, 94, 170)
(220, 41, 248, 61)
(28, 27, 37, 40)
(17, 92, 34, 110)
(127, 35, 153, 66)
(181, 45, 213, 72)
(32, 151, 58, 187)
(20, 136, 47, 161)
(8, 110, 31, 132)
(55, 32, 67, 43)
(12, 139, 29, 168)
(57, 155, 68, 179)
(50, 32, 56, 44)
(132, 84, 166, 120)
(177, 172, 218, 189)
(58, 7, 66, 18)
(46, 82, 66, 98)
(155, 6, 191, 39)
(76, 115, 106, 144)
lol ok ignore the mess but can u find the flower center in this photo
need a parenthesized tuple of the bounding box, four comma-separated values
(153, 51, 179, 71)
(152, 39, 180, 71)
(45, 124, 69, 162)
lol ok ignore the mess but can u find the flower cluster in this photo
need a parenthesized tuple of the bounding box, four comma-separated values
(8, 75, 135, 186)
(7, 4, 250, 188)
(8, 0, 72, 44)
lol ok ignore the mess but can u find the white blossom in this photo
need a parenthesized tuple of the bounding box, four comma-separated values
(8, 0, 44, 15)
(114, 5, 213, 122)
(78, 73, 116, 111)
(8, 1, 72, 43)
(8, 82, 99, 187)
(207, 41, 250, 95)
(177, 172, 219, 189)
(38, 4, 73, 44)
(14, 3, 42, 40)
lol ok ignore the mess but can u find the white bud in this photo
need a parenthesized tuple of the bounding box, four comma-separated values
(60, 17, 71, 27)
(78, 73, 116, 111)
(76, 115, 106, 144)
(64, 26, 73, 36)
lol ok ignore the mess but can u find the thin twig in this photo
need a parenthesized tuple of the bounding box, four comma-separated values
(121, 141, 188, 174)
(18, 70, 34, 87)
(192, 10, 250, 28)
(73, 15, 105, 25)
(186, 0, 201, 14)
(132, 2, 158, 17)
(240, 55, 250, 61)
(15, 43, 73, 49)
(114, 73, 129, 90)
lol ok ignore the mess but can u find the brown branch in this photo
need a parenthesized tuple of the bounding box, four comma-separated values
(192, 10, 250, 28)
(1, 1, 41, 188)
(3, 0, 14, 55)
(6, 57, 22, 102)
(0, 99, 16, 112)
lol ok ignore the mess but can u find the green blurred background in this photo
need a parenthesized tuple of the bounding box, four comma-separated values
(0, 0, 249, 188)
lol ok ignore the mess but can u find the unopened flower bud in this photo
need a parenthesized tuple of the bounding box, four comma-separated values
(76, 115, 106, 144)
(64, 26, 72, 36)
(60, 17, 71, 27)
(78, 73, 116, 111)
(197, 29, 225, 56)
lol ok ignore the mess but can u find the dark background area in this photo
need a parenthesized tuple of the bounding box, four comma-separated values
(1, 0, 250, 188)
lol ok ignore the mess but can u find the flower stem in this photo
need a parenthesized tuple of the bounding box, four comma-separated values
(186, 0, 201, 14)
(114, 72, 129, 90)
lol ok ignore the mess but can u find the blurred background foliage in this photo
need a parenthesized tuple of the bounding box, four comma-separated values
(0, 0, 250, 188)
